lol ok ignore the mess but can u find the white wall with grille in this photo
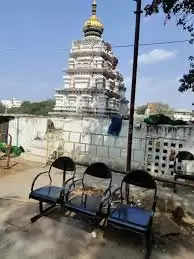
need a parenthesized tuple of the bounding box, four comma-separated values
(8, 116, 194, 176)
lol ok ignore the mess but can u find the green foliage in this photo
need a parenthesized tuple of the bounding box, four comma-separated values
(145, 0, 194, 93)
(179, 68, 194, 92)
(179, 57, 194, 92)
(7, 99, 55, 116)
(136, 105, 147, 115)
(144, 114, 187, 125)
(0, 142, 24, 156)
(0, 103, 5, 113)
(145, 0, 194, 31)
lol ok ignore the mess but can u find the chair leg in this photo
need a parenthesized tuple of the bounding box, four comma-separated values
(101, 217, 107, 229)
(174, 176, 177, 193)
(31, 202, 56, 223)
(39, 201, 43, 213)
(145, 232, 152, 259)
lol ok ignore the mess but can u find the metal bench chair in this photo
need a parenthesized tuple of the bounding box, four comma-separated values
(64, 162, 112, 226)
(107, 170, 157, 259)
(173, 151, 194, 193)
(29, 156, 76, 223)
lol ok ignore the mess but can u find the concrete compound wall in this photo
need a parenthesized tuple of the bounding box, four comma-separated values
(8, 116, 194, 176)
(8, 116, 146, 171)
(46, 118, 148, 171)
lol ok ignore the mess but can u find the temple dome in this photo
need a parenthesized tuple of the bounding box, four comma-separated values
(83, 1, 104, 38)
(84, 15, 104, 31)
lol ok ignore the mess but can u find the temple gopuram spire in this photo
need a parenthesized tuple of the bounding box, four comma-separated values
(53, 0, 128, 117)
(83, 0, 104, 38)
(92, 0, 97, 15)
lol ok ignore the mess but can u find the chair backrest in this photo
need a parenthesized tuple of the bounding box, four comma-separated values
(122, 170, 156, 189)
(174, 151, 194, 173)
(176, 151, 194, 162)
(120, 170, 157, 210)
(51, 156, 75, 171)
(84, 162, 112, 179)
(82, 162, 112, 190)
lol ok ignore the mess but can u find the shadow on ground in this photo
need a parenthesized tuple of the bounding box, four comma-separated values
(0, 198, 194, 259)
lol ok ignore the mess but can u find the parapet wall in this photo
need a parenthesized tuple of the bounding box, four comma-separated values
(8, 116, 194, 176)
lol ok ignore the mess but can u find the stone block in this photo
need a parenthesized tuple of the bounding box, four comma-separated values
(85, 144, 97, 156)
(131, 161, 145, 170)
(97, 146, 108, 158)
(70, 133, 80, 143)
(133, 150, 145, 162)
(109, 147, 121, 158)
(74, 144, 86, 153)
(92, 135, 104, 146)
(80, 134, 91, 144)
(64, 142, 74, 153)
(79, 154, 91, 164)
(119, 121, 128, 137)
(63, 131, 70, 142)
(121, 149, 127, 159)
(115, 137, 127, 148)
(134, 127, 146, 139)
(132, 138, 141, 150)
(140, 139, 146, 151)
(109, 157, 126, 171)
(104, 136, 115, 147)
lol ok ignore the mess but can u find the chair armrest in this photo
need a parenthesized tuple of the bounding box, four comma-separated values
(63, 177, 74, 187)
(59, 177, 77, 199)
(111, 187, 122, 202)
(104, 187, 122, 213)
(31, 171, 50, 192)
(66, 178, 83, 202)
(152, 195, 158, 214)
(99, 188, 112, 213)
(112, 187, 121, 196)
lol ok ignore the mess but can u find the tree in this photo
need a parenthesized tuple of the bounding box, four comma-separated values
(145, 0, 194, 34)
(0, 103, 5, 113)
(7, 99, 55, 116)
(179, 57, 194, 92)
(144, 0, 194, 92)
(136, 104, 147, 115)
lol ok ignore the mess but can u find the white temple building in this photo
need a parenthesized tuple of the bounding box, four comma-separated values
(1, 98, 23, 109)
(53, 0, 128, 117)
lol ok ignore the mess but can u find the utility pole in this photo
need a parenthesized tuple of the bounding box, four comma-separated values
(126, 0, 142, 172)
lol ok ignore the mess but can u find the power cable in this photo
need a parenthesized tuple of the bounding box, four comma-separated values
(61, 39, 189, 51)
(0, 39, 190, 54)
(112, 39, 189, 48)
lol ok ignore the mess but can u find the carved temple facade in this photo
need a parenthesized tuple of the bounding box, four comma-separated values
(53, 0, 128, 117)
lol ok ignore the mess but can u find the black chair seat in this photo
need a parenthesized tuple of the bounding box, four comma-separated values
(108, 205, 153, 232)
(65, 162, 112, 225)
(29, 157, 76, 223)
(65, 195, 104, 216)
(30, 186, 64, 204)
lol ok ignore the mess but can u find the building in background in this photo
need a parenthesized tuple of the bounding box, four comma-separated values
(1, 98, 23, 109)
(145, 103, 159, 116)
(53, 0, 128, 117)
(173, 109, 193, 121)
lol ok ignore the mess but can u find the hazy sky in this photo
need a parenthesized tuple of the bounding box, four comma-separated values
(0, 0, 193, 109)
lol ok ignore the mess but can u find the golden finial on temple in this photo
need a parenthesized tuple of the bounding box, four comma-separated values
(83, 0, 104, 38)
(92, 0, 97, 15)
